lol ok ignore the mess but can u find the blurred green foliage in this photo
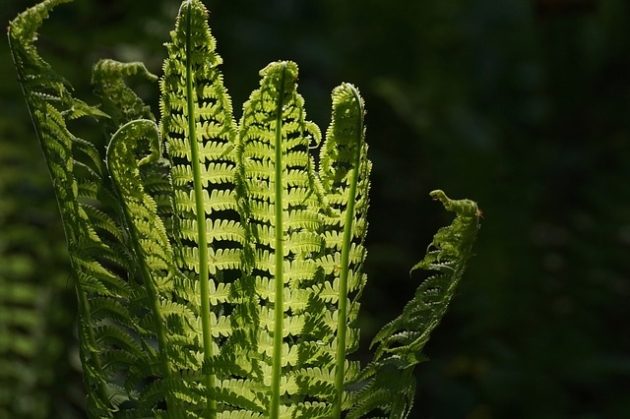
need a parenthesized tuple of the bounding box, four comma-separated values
(2, 0, 630, 417)
(0, 44, 83, 419)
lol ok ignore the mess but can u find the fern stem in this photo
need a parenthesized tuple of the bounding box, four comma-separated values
(185, 3, 216, 416)
(270, 63, 288, 419)
(332, 85, 364, 418)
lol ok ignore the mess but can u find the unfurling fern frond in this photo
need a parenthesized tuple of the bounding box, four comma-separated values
(106, 119, 188, 415)
(92, 59, 174, 234)
(348, 191, 480, 419)
(9, 0, 481, 418)
(92, 59, 158, 130)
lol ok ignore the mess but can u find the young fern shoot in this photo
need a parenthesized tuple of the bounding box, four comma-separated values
(9, 0, 481, 417)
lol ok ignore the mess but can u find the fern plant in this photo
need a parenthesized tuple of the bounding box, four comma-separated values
(8, 0, 481, 417)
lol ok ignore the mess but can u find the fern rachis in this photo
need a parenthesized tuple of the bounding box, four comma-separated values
(183, 2, 217, 412)
(8, 0, 481, 417)
(270, 62, 288, 419)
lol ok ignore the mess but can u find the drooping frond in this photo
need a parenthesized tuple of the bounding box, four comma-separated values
(92, 59, 158, 130)
(8, 2, 112, 413)
(347, 190, 481, 419)
(373, 190, 480, 360)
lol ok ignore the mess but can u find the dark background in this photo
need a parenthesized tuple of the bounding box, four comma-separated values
(2, 0, 630, 417)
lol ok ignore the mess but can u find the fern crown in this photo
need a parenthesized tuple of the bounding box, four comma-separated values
(8, 0, 481, 418)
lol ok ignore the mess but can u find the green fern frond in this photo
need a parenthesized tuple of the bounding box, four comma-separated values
(8, 0, 110, 400)
(160, 1, 256, 416)
(317, 83, 372, 416)
(237, 60, 332, 417)
(348, 190, 481, 419)
(9, 1, 175, 416)
(106, 119, 180, 409)
(372, 190, 480, 361)
(91, 58, 172, 225)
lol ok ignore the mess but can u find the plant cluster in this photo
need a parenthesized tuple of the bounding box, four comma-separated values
(8, 0, 480, 417)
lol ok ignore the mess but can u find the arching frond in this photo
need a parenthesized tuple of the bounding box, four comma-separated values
(107, 119, 201, 414)
(92, 59, 158, 131)
(348, 190, 481, 419)
(9, 1, 169, 416)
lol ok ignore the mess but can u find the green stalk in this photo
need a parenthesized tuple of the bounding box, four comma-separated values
(270, 64, 288, 419)
(332, 86, 364, 418)
(185, 3, 216, 417)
